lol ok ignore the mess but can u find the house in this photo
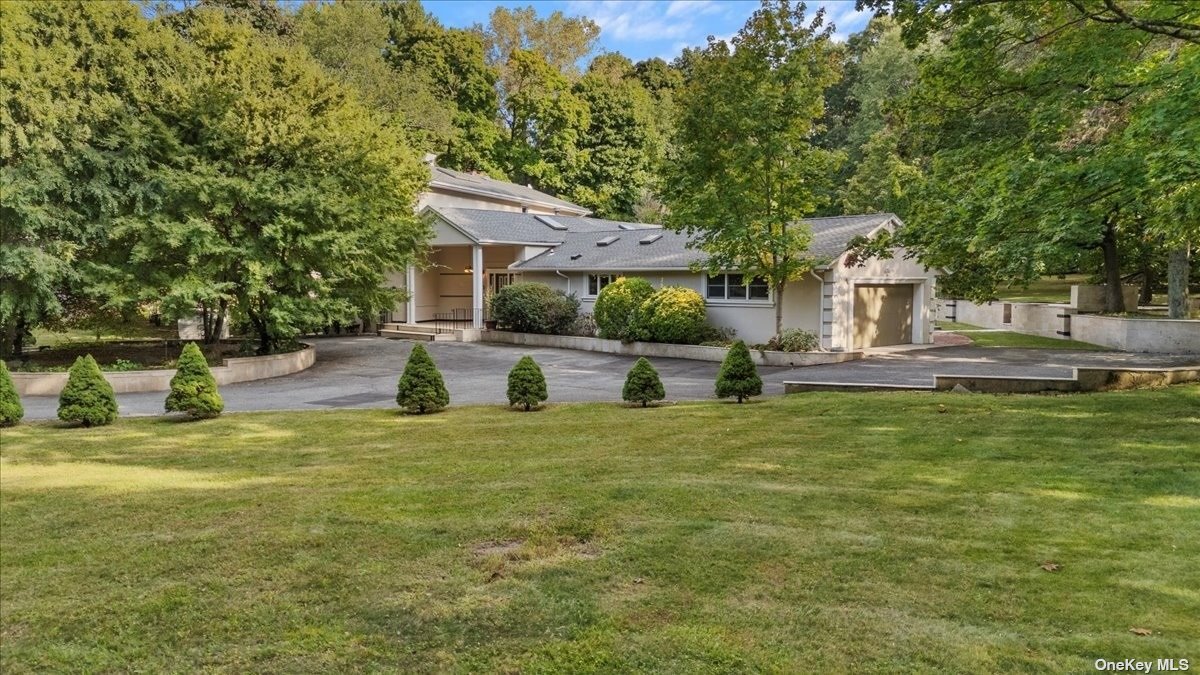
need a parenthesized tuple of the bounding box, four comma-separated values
(387, 158, 936, 350)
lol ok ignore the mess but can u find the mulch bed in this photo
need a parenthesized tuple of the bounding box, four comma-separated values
(13, 341, 242, 370)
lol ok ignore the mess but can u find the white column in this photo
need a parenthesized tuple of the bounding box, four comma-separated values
(472, 245, 484, 329)
(404, 265, 416, 325)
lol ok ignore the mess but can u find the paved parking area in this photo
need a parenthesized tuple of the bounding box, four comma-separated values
(17, 336, 1197, 419)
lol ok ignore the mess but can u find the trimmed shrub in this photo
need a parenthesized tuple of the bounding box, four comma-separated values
(165, 343, 224, 418)
(764, 328, 821, 352)
(396, 343, 450, 414)
(622, 357, 665, 407)
(507, 355, 547, 411)
(490, 282, 580, 334)
(0, 360, 23, 427)
(568, 312, 598, 337)
(715, 340, 762, 403)
(58, 355, 118, 426)
(637, 286, 707, 344)
(594, 276, 655, 340)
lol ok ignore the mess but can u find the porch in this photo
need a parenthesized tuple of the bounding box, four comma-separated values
(386, 244, 527, 331)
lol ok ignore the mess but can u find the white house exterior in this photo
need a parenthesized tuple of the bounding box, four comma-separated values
(388, 169, 936, 349)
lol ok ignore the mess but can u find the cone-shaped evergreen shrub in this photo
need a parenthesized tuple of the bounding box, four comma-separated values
(622, 357, 665, 407)
(58, 355, 118, 426)
(165, 342, 224, 418)
(396, 343, 449, 414)
(507, 355, 547, 411)
(0, 360, 23, 427)
(715, 340, 762, 403)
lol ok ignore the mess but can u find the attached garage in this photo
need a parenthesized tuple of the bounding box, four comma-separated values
(853, 283, 914, 348)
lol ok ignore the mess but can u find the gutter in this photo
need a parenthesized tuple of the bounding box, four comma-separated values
(555, 269, 571, 294)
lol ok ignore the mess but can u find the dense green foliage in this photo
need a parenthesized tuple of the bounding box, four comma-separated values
(764, 329, 821, 353)
(715, 341, 763, 404)
(593, 277, 656, 341)
(396, 343, 450, 414)
(664, 1, 841, 336)
(489, 282, 579, 335)
(165, 343, 224, 419)
(0, 360, 22, 427)
(622, 357, 665, 408)
(506, 355, 548, 412)
(57, 355, 118, 427)
(636, 287, 707, 345)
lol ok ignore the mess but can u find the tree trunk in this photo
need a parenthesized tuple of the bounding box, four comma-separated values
(1138, 266, 1155, 307)
(8, 317, 27, 358)
(773, 281, 785, 336)
(248, 307, 272, 355)
(1, 319, 16, 359)
(1167, 245, 1191, 319)
(1101, 217, 1125, 313)
(208, 299, 227, 345)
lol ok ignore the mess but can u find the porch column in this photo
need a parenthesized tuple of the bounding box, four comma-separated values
(404, 265, 416, 325)
(471, 245, 484, 329)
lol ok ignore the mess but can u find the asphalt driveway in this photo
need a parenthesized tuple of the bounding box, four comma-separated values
(16, 336, 1197, 419)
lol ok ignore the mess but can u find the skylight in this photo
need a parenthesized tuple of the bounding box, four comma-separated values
(639, 233, 663, 245)
(596, 236, 620, 247)
(535, 215, 568, 231)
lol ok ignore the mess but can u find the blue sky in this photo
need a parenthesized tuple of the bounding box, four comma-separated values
(423, 1, 874, 62)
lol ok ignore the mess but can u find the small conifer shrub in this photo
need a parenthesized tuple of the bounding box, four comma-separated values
(165, 343, 224, 418)
(506, 355, 548, 411)
(0, 360, 23, 427)
(58, 355, 118, 426)
(622, 357, 665, 407)
(396, 343, 450, 413)
(715, 340, 762, 403)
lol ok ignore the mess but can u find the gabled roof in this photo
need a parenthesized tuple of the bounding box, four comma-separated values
(425, 207, 657, 245)
(428, 165, 591, 215)
(512, 213, 900, 271)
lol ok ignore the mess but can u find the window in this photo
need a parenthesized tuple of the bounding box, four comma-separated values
(707, 273, 770, 301)
(588, 274, 616, 295)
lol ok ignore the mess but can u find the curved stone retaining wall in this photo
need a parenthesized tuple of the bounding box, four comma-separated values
(11, 343, 315, 396)
(483, 330, 862, 367)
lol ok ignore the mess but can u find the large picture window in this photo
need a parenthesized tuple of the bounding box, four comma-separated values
(587, 274, 617, 296)
(706, 273, 769, 301)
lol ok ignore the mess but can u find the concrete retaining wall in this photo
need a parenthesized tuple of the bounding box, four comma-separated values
(784, 365, 1199, 394)
(11, 343, 315, 396)
(1071, 315, 1200, 354)
(483, 331, 862, 367)
(1070, 285, 1141, 312)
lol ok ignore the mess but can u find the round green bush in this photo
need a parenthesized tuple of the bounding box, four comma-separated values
(0, 360, 24, 427)
(506, 355, 548, 411)
(622, 357, 665, 407)
(165, 343, 224, 418)
(58, 355, 118, 427)
(594, 277, 655, 341)
(490, 282, 580, 335)
(396, 343, 450, 414)
(637, 286, 707, 344)
(715, 340, 762, 403)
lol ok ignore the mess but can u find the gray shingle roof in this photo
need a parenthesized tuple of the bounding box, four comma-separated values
(429, 166, 590, 215)
(512, 213, 898, 270)
(429, 207, 658, 245)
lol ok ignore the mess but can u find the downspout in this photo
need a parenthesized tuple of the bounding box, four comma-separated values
(555, 269, 571, 295)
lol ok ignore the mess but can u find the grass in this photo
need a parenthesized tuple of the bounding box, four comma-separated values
(996, 274, 1089, 304)
(3, 390, 1199, 672)
(31, 321, 177, 349)
(936, 322, 1109, 350)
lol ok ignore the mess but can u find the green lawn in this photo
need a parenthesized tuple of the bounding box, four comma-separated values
(3, 390, 1199, 672)
(997, 274, 1089, 304)
(936, 323, 1108, 350)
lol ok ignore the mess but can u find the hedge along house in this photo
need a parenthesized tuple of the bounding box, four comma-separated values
(389, 185, 937, 349)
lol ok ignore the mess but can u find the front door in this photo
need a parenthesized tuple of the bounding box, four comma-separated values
(488, 270, 521, 296)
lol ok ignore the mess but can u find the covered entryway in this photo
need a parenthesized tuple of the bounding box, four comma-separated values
(853, 283, 914, 348)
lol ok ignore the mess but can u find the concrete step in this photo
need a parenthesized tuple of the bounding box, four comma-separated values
(379, 328, 458, 341)
(380, 323, 439, 334)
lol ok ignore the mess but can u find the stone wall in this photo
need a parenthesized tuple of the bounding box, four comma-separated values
(11, 343, 315, 396)
(483, 331, 862, 367)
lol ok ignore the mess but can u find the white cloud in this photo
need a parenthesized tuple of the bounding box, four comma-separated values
(567, 0, 697, 42)
(664, 0, 722, 18)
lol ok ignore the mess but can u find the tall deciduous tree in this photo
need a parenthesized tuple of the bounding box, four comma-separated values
(0, 1, 175, 357)
(663, 0, 842, 335)
(98, 10, 429, 354)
